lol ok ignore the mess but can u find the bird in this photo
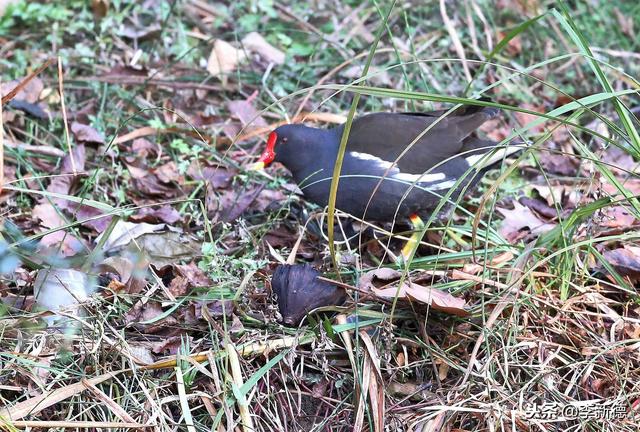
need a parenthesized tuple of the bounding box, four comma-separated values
(253, 102, 521, 260)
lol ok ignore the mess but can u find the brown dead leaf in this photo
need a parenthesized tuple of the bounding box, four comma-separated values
(373, 282, 468, 317)
(207, 40, 246, 77)
(154, 161, 182, 184)
(242, 32, 285, 65)
(602, 246, 640, 280)
(519, 197, 559, 219)
(227, 97, 267, 128)
(496, 30, 521, 55)
(497, 201, 556, 242)
(130, 205, 181, 224)
(33, 203, 66, 229)
(160, 262, 212, 297)
(514, 103, 546, 134)
(359, 268, 468, 316)
(599, 206, 637, 230)
(38, 231, 85, 257)
(187, 162, 235, 189)
(131, 138, 160, 158)
(1, 77, 44, 104)
(614, 7, 634, 37)
(71, 122, 105, 145)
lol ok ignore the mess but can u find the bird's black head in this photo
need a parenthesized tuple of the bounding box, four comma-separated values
(254, 124, 333, 171)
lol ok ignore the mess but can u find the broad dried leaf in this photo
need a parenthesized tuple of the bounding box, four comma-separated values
(187, 162, 235, 189)
(227, 98, 267, 127)
(602, 246, 640, 280)
(130, 205, 181, 224)
(71, 122, 105, 145)
(97, 220, 165, 251)
(497, 201, 555, 242)
(372, 282, 468, 316)
(206, 39, 246, 77)
(33, 203, 66, 229)
(242, 32, 285, 65)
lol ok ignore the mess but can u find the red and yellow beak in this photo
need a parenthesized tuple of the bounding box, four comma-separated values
(251, 131, 277, 170)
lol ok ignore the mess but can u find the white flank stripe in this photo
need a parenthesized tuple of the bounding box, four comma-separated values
(349, 151, 394, 169)
(394, 172, 446, 183)
(465, 146, 523, 168)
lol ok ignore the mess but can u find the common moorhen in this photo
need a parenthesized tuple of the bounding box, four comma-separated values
(254, 103, 520, 258)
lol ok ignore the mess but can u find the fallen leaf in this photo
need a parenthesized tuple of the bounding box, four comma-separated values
(206, 39, 246, 77)
(71, 122, 105, 145)
(539, 150, 579, 176)
(519, 197, 559, 219)
(33, 203, 66, 229)
(187, 162, 235, 189)
(241, 32, 285, 65)
(96, 220, 165, 251)
(130, 205, 182, 224)
(497, 201, 556, 242)
(602, 246, 640, 280)
(599, 206, 637, 230)
(514, 103, 546, 134)
(227, 98, 267, 127)
(38, 231, 85, 257)
(131, 231, 200, 268)
(614, 7, 634, 37)
(1, 77, 44, 104)
(373, 282, 468, 317)
(131, 138, 160, 158)
(154, 161, 181, 184)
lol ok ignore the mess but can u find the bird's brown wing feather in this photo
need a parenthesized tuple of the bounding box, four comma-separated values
(339, 106, 498, 174)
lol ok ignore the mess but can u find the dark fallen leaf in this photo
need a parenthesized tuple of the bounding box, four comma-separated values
(130, 205, 182, 224)
(519, 197, 558, 219)
(227, 96, 268, 128)
(372, 283, 468, 317)
(540, 152, 579, 176)
(188, 300, 234, 322)
(359, 268, 468, 317)
(131, 138, 160, 158)
(161, 262, 212, 297)
(8, 99, 48, 119)
(37, 231, 85, 257)
(71, 122, 105, 145)
(602, 246, 640, 280)
(212, 185, 264, 222)
(497, 201, 556, 242)
(271, 264, 346, 326)
(154, 161, 182, 184)
(119, 23, 162, 40)
(187, 162, 235, 189)
(599, 206, 637, 230)
(1, 77, 44, 104)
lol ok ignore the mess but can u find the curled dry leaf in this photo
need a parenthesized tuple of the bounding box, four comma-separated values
(497, 201, 556, 242)
(602, 246, 640, 281)
(241, 32, 285, 65)
(227, 98, 267, 128)
(359, 268, 468, 317)
(373, 283, 468, 316)
(96, 220, 165, 251)
(129, 205, 182, 224)
(206, 39, 246, 77)
(71, 122, 105, 145)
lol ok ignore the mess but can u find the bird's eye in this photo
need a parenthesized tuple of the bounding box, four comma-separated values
(283, 137, 288, 143)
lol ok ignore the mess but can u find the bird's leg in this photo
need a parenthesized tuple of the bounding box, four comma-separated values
(400, 214, 424, 263)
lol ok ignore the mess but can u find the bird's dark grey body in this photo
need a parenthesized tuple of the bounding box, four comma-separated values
(270, 105, 512, 222)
